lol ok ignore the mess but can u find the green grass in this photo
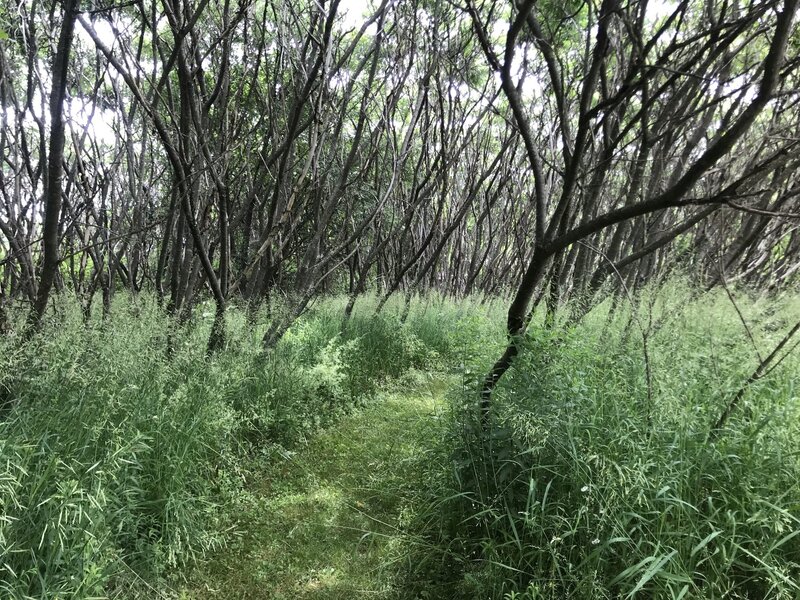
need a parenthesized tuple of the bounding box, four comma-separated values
(178, 375, 451, 599)
(0, 292, 503, 598)
(3, 285, 799, 599)
(406, 284, 800, 599)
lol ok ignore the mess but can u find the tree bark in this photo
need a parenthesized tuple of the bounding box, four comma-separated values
(26, 0, 80, 335)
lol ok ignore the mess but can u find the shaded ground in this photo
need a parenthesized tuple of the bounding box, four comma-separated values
(180, 376, 449, 599)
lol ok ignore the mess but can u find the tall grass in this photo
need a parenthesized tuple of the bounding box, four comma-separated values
(0, 291, 503, 598)
(405, 284, 800, 599)
(6, 285, 795, 599)
(1, 297, 236, 598)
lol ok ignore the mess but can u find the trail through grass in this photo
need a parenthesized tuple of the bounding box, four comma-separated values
(181, 375, 450, 599)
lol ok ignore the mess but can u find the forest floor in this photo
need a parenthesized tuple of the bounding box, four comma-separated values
(179, 375, 450, 599)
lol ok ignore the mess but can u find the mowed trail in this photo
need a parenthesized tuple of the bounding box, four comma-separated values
(181, 378, 449, 599)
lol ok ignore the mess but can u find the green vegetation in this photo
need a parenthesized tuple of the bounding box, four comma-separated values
(3, 0, 800, 597)
(0, 294, 502, 598)
(1, 287, 799, 599)
(406, 285, 800, 599)
(180, 377, 450, 599)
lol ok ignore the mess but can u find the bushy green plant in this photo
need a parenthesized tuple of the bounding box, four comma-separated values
(0, 297, 236, 598)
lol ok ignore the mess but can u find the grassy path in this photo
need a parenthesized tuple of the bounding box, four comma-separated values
(181, 376, 449, 599)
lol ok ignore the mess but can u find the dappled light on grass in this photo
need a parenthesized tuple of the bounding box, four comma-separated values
(0, 293, 490, 598)
(2, 287, 799, 598)
(180, 388, 448, 599)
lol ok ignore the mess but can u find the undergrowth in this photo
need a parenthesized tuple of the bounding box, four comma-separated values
(3, 284, 799, 599)
(0, 292, 502, 599)
(404, 284, 800, 599)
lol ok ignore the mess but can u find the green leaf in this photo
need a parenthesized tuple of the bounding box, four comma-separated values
(626, 550, 678, 598)
(691, 530, 722, 557)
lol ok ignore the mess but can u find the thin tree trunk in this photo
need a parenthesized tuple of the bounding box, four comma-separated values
(26, 0, 80, 335)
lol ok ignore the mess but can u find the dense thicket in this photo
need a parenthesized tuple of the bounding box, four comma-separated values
(0, 294, 503, 596)
(1, 0, 800, 597)
(2, 0, 798, 346)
